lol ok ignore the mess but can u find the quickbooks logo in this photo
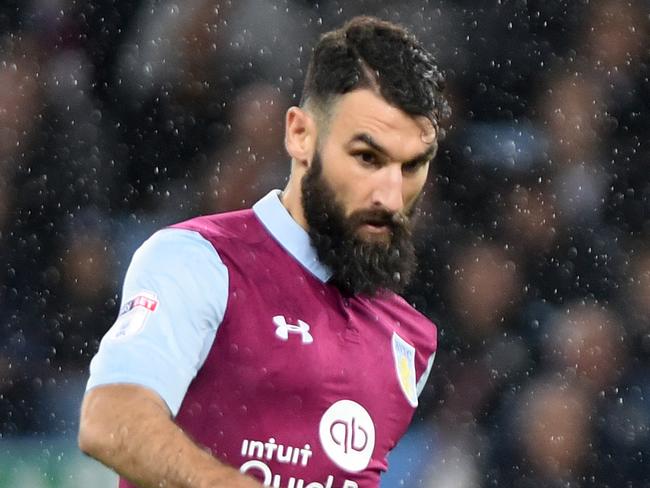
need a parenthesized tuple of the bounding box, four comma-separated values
(318, 400, 376, 473)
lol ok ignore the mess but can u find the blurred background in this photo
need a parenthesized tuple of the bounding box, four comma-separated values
(1, 0, 649, 486)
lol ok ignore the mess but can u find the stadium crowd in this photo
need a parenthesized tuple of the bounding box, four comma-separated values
(1, 0, 649, 486)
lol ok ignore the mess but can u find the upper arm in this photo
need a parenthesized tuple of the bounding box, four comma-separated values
(85, 228, 228, 415)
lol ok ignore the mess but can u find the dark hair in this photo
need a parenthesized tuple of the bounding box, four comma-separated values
(301, 16, 450, 133)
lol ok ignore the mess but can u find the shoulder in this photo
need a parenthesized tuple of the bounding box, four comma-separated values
(379, 292, 434, 322)
(127, 227, 229, 293)
(170, 209, 263, 245)
(375, 292, 438, 344)
(133, 227, 222, 267)
(122, 227, 230, 328)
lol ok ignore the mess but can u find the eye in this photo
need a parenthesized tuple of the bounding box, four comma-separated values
(402, 159, 427, 174)
(354, 151, 378, 166)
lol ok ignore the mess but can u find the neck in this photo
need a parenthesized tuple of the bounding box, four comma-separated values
(281, 174, 308, 231)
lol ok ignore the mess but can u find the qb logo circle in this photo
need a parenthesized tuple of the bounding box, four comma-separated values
(319, 399, 376, 473)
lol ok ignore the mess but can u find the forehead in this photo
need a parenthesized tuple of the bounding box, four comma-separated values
(324, 89, 436, 158)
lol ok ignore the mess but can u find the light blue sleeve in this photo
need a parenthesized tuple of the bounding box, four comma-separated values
(86, 228, 228, 416)
(416, 352, 435, 397)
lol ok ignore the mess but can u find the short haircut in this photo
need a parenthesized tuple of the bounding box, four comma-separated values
(301, 16, 449, 134)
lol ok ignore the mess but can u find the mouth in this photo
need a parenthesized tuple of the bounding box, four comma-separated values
(360, 222, 391, 234)
(349, 210, 400, 242)
(357, 220, 394, 244)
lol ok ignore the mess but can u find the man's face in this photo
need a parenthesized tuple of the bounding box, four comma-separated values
(301, 89, 436, 295)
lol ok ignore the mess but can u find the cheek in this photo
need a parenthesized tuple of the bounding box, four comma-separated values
(337, 179, 372, 217)
(321, 154, 374, 209)
(403, 172, 428, 207)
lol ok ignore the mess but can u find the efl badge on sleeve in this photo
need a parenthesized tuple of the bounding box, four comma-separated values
(392, 332, 418, 407)
(108, 290, 159, 341)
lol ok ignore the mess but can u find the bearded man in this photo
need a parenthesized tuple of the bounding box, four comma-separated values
(79, 15, 448, 488)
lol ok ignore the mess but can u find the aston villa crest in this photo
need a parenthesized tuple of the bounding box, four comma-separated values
(391, 332, 418, 407)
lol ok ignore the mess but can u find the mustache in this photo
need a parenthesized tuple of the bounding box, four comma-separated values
(347, 208, 409, 230)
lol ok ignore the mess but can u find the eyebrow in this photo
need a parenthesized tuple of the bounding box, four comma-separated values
(348, 132, 437, 166)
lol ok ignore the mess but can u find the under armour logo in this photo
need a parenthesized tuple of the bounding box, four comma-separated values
(273, 315, 314, 344)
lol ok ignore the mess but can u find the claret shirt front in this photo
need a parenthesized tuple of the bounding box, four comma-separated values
(87, 190, 438, 488)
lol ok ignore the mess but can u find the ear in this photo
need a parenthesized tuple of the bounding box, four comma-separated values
(285, 106, 316, 167)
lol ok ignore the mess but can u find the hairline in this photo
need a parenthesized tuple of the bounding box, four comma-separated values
(301, 94, 341, 149)
(302, 89, 438, 152)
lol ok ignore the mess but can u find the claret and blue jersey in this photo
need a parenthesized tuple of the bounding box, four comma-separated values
(87, 190, 437, 488)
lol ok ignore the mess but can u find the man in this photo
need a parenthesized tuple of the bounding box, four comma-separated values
(79, 16, 448, 488)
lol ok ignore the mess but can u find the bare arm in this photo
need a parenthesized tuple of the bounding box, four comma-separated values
(78, 384, 263, 488)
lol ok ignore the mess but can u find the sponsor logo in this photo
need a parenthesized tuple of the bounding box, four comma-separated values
(273, 315, 313, 344)
(108, 290, 158, 340)
(241, 438, 313, 467)
(239, 437, 358, 488)
(319, 400, 375, 473)
(392, 332, 418, 407)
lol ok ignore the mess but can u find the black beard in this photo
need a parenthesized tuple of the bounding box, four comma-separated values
(301, 151, 418, 296)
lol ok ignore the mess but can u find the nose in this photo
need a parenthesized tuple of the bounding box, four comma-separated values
(371, 164, 404, 213)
